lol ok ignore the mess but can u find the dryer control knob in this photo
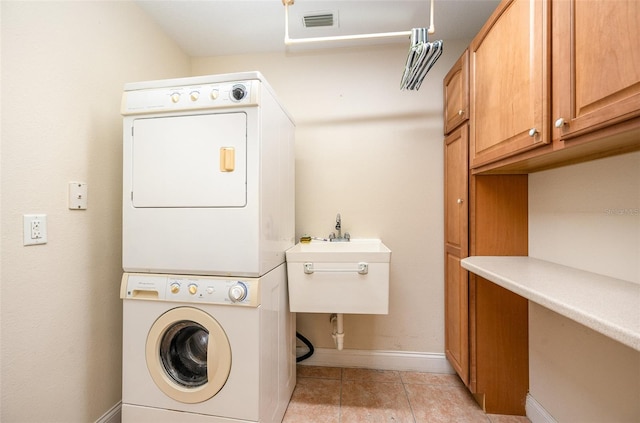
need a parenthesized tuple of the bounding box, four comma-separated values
(210, 89, 219, 100)
(228, 282, 248, 302)
(170, 283, 180, 294)
(170, 93, 180, 103)
(188, 284, 198, 295)
(231, 85, 246, 101)
(190, 91, 200, 102)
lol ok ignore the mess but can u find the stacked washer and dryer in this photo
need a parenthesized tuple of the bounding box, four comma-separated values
(119, 72, 296, 423)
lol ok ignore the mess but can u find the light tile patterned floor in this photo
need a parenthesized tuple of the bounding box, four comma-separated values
(283, 365, 531, 423)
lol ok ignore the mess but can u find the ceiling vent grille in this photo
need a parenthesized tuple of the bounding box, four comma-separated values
(303, 13, 335, 28)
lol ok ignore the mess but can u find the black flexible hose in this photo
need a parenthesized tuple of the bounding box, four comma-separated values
(295, 331, 314, 363)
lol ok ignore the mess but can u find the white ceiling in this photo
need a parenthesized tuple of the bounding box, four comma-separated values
(134, 0, 500, 57)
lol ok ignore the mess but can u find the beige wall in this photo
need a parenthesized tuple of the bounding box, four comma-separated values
(193, 39, 469, 353)
(0, 1, 190, 421)
(528, 151, 640, 422)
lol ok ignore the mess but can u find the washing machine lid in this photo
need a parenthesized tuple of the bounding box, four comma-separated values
(131, 112, 247, 208)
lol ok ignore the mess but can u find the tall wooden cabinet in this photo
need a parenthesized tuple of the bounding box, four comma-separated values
(444, 124, 469, 385)
(444, 50, 529, 415)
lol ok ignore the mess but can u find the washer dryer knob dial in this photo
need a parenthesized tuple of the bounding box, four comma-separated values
(170, 92, 180, 103)
(170, 283, 180, 294)
(188, 284, 198, 295)
(210, 89, 219, 100)
(231, 84, 247, 101)
(228, 282, 248, 302)
(190, 91, 200, 102)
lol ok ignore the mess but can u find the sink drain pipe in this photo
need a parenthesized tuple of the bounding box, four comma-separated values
(330, 313, 345, 350)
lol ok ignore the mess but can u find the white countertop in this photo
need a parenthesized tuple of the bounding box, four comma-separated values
(461, 256, 640, 352)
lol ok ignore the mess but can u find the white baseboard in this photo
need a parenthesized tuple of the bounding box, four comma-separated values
(95, 401, 121, 423)
(297, 347, 455, 374)
(526, 394, 557, 423)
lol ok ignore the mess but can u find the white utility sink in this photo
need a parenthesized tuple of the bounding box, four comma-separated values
(285, 239, 391, 314)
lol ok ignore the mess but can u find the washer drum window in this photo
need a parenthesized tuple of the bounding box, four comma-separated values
(146, 308, 232, 403)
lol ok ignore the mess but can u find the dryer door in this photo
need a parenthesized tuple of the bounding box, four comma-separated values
(131, 112, 247, 208)
(145, 307, 232, 404)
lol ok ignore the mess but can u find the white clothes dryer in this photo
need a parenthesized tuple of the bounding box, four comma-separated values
(120, 265, 295, 422)
(121, 72, 295, 277)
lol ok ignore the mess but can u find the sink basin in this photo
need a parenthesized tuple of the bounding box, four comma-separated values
(285, 239, 391, 314)
(285, 239, 391, 262)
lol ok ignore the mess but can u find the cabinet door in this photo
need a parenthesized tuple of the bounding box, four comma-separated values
(444, 124, 469, 384)
(470, 0, 550, 168)
(553, 0, 640, 141)
(444, 50, 469, 135)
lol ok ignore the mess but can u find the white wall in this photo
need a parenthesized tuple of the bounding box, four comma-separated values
(193, 39, 469, 354)
(0, 1, 190, 421)
(528, 151, 640, 422)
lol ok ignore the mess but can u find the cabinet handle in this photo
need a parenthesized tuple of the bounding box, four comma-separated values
(554, 117, 566, 128)
(458, 109, 464, 116)
(528, 128, 538, 137)
(457, 198, 464, 204)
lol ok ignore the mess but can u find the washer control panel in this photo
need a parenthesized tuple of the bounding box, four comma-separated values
(121, 273, 259, 307)
(121, 80, 259, 115)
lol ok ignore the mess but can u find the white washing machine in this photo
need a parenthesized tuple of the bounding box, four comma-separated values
(121, 72, 295, 277)
(121, 266, 296, 422)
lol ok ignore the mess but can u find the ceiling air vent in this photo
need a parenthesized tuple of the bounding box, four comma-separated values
(303, 12, 335, 28)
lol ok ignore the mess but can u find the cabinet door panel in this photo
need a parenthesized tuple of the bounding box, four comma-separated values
(444, 125, 468, 251)
(445, 252, 469, 385)
(470, 0, 550, 168)
(554, 0, 640, 141)
(444, 50, 469, 135)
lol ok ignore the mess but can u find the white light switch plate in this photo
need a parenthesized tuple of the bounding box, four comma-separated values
(23, 214, 47, 246)
(68, 182, 88, 209)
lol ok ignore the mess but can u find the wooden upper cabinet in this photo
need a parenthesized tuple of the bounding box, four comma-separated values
(469, 0, 550, 169)
(552, 0, 640, 142)
(444, 50, 469, 135)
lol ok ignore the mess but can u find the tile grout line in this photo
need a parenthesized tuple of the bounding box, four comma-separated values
(400, 375, 418, 423)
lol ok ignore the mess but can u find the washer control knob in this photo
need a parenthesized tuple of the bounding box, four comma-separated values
(170, 93, 180, 103)
(188, 284, 198, 295)
(190, 91, 200, 101)
(210, 89, 219, 100)
(170, 283, 180, 294)
(231, 84, 246, 101)
(228, 282, 248, 302)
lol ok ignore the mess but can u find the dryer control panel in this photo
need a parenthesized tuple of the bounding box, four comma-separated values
(120, 273, 260, 307)
(121, 79, 260, 115)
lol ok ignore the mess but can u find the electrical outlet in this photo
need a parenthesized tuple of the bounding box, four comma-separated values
(23, 214, 47, 246)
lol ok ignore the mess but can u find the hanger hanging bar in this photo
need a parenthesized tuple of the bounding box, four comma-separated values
(282, 0, 436, 46)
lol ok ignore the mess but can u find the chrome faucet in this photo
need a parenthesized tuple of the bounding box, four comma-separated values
(329, 213, 350, 242)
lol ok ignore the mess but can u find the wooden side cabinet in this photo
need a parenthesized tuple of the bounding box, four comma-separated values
(444, 50, 469, 135)
(469, 175, 529, 415)
(444, 124, 469, 384)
